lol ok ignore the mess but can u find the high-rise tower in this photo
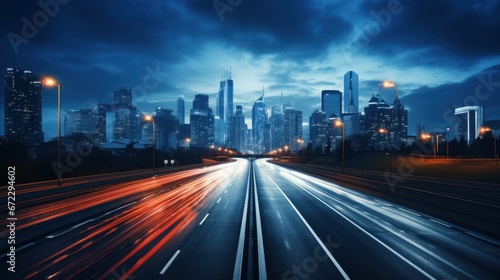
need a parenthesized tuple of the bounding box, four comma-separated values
(177, 96, 185, 124)
(252, 88, 267, 153)
(344, 71, 359, 113)
(4, 67, 43, 144)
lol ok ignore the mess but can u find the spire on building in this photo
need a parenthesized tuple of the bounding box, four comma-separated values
(221, 65, 224, 81)
(229, 65, 232, 80)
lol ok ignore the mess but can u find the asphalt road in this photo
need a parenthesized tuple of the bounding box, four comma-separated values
(1, 158, 499, 279)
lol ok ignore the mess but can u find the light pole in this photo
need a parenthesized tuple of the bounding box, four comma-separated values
(382, 80, 399, 100)
(144, 115, 156, 177)
(184, 138, 191, 164)
(297, 138, 304, 161)
(379, 128, 391, 177)
(43, 77, 62, 186)
(335, 120, 345, 174)
(209, 145, 214, 158)
(480, 127, 497, 165)
(284, 145, 289, 157)
(446, 127, 450, 160)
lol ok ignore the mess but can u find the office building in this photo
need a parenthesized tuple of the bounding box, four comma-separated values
(228, 105, 246, 152)
(252, 90, 267, 153)
(309, 109, 328, 150)
(454, 106, 484, 144)
(284, 107, 303, 152)
(344, 71, 359, 113)
(4, 67, 43, 145)
(269, 105, 285, 151)
(190, 94, 214, 147)
(321, 90, 342, 119)
(177, 96, 185, 124)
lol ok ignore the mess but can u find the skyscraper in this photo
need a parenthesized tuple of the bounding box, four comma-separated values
(190, 94, 213, 147)
(309, 109, 328, 150)
(4, 67, 43, 145)
(112, 88, 139, 140)
(344, 71, 359, 113)
(228, 105, 246, 152)
(321, 90, 342, 119)
(177, 96, 185, 124)
(215, 66, 234, 145)
(154, 107, 179, 150)
(284, 107, 303, 152)
(269, 105, 285, 151)
(454, 106, 484, 144)
(252, 89, 267, 153)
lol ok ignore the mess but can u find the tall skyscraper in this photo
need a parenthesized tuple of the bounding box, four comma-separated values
(177, 96, 185, 124)
(64, 108, 105, 145)
(284, 107, 303, 152)
(344, 71, 359, 113)
(269, 105, 285, 151)
(252, 89, 267, 153)
(321, 90, 342, 119)
(228, 105, 246, 152)
(454, 106, 484, 144)
(215, 66, 234, 145)
(4, 67, 43, 145)
(309, 109, 328, 150)
(112, 88, 139, 140)
(363, 93, 408, 150)
(154, 107, 179, 150)
(190, 94, 213, 147)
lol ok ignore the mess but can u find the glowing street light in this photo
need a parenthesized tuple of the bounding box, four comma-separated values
(209, 145, 215, 158)
(43, 77, 62, 186)
(335, 120, 345, 174)
(382, 80, 399, 100)
(144, 115, 156, 177)
(379, 128, 392, 177)
(420, 133, 437, 158)
(184, 138, 191, 164)
(480, 127, 497, 165)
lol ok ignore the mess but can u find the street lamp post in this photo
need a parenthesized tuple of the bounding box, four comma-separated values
(379, 128, 391, 178)
(184, 138, 191, 164)
(297, 138, 304, 161)
(335, 120, 345, 174)
(446, 127, 450, 160)
(144, 115, 156, 177)
(209, 145, 214, 158)
(43, 78, 62, 186)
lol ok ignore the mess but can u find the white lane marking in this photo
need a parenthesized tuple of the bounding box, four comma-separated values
(46, 202, 137, 238)
(429, 219, 451, 228)
(398, 207, 421, 217)
(255, 167, 268, 280)
(217, 197, 222, 204)
(199, 213, 210, 225)
(375, 199, 392, 206)
(284, 240, 291, 250)
(160, 250, 181, 275)
(269, 176, 350, 280)
(465, 231, 500, 246)
(292, 181, 436, 280)
(3, 242, 35, 257)
(141, 194, 154, 200)
(224, 189, 228, 194)
(233, 167, 251, 280)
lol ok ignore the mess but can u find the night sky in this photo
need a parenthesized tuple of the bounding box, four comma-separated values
(1, 0, 499, 140)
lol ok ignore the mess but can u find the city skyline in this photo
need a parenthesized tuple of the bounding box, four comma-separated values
(1, 1, 500, 140)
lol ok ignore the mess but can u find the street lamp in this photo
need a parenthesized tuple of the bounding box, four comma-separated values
(144, 115, 156, 177)
(421, 133, 436, 158)
(284, 145, 289, 157)
(209, 145, 214, 158)
(335, 120, 345, 174)
(480, 127, 497, 165)
(43, 77, 62, 186)
(379, 128, 391, 177)
(446, 127, 450, 160)
(382, 80, 399, 100)
(184, 138, 191, 164)
(297, 138, 304, 160)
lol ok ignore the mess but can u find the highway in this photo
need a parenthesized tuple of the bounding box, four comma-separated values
(1, 158, 499, 279)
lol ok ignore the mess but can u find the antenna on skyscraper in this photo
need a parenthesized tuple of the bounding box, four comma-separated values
(229, 65, 232, 80)
(221, 65, 224, 81)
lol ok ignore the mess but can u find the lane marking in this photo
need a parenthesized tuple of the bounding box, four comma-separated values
(429, 219, 451, 228)
(217, 197, 222, 204)
(254, 165, 267, 280)
(199, 213, 210, 225)
(160, 250, 181, 275)
(398, 207, 421, 217)
(291, 180, 436, 280)
(269, 176, 349, 280)
(465, 231, 500, 246)
(233, 166, 251, 280)
(224, 189, 228, 194)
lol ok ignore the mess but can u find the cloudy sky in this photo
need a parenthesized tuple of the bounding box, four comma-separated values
(1, 0, 500, 140)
